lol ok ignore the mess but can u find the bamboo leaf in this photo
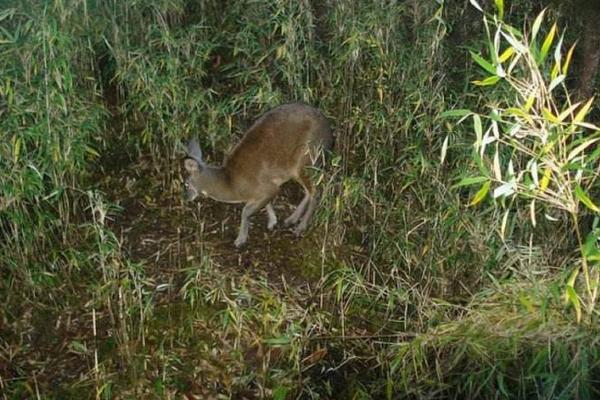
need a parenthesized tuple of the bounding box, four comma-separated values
(540, 167, 551, 192)
(567, 138, 599, 161)
(493, 150, 502, 180)
(12, 136, 21, 163)
(440, 135, 449, 164)
(498, 46, 515, 63)
(573, 97, 595, 124)
(473, 75, 501, 86)
(494, 0, 504, 20)
(542, 108, 560, 124)
(474, 114, 483, 148)
(452, 176, 489, 188)
(493, 180, 516, 198)
(548, 74, 565, 93)
(501, 210, 510, 238)
(470, 51, 497, 75)
(575, 185, 599, 212)
(539, 23, 557, 64)
(523, 95, 535, 112)
(470, 181, 491, 206)
(502, 31, 528, 54)
(441, 109, 471, 118)
(565, 286, 581, 324)
(557, 101, 582, 122)
(469, 0, 484, 12)
(531, 9, 547, 43)
(562, 43, 576, 74)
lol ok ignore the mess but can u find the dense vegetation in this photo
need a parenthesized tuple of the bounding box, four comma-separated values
(1, 0, 599, 398)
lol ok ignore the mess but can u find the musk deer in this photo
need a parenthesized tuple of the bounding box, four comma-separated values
(183, 103, 333, 247)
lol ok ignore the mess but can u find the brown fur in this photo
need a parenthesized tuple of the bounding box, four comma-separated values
(184, 103, 332, 247)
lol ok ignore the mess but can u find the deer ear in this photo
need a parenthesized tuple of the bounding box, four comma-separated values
(187, 139, 204, 166)
(184, 158, 200, 173)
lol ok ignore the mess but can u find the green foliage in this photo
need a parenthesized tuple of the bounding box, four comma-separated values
(1, 0, 599, 399)
(446, 7, 600, 323)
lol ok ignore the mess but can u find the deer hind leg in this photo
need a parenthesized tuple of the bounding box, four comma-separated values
(284, 171, 316, 236)
(284, 171, 312, 227)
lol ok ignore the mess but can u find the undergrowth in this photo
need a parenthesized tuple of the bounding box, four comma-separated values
(1, 0, 598, 399)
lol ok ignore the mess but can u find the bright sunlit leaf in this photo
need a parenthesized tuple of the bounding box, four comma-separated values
(575, 185, 600, 213)
(523, 95, 535, 112)
(573, 97, 595, 124)
(542, 108, 560, 124)
(498, 46, 515, 63)
(470, 180, 491, 206)
(469, 0, 484, 12)
(474, 114, 483, 148)
(562, 43, 576, 74)
(494, 0, 504, 20)
(540, 167, 552, 192)
(531, 9, 547, 43)
(440, 135, 449, 164)
(473, 75, 501, 86)
(539, 23, 557, 64)
(567, 138, 599, 161)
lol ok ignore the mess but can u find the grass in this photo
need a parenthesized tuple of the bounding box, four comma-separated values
(1, 0, 599, 399)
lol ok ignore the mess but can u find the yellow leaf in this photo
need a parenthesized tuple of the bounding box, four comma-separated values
(473, 76, 501, 86)
(498, 46, 515, 63)
(557, 101, 581, 122)
(523, 95, 535, 112)
(12, 136, 21, 163)
(542, 108, 560, 124)
(540, 168, 552, 192)
(540, 23, 557, 63)
(470, 181, 491, 206)
(551, 62, 560, 81)
(573, 97, 594, 124)
(562, 43, 576, 75)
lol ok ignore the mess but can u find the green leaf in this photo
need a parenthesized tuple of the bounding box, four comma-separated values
(494, 0, 504, 19)
(565, 285, 581, 324)
(575, 186, 599, 212)
(470, 181, 491, 206)
(473, 114, 482, 144)
(539, 23, 557, 64)
(473, 75, 501, 86)
(441, 109, 471, 118)
(470, 51, 497, 75)
(519, 294, 535, 313)
(273, 386, 290, 400)
(452, 176, 489, 189)
(264, 336, 291, 345)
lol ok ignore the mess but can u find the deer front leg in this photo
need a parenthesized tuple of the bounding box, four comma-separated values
(266, 203, 277, 230)
(235, 201, 262, 248)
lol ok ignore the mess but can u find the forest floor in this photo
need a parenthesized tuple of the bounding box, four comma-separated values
(81, 141, 365, 397)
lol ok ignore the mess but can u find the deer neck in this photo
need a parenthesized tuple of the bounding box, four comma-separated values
(202, 166, 241, 203)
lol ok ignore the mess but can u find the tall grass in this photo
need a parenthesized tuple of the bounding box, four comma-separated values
(1, 0, 598, 398)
